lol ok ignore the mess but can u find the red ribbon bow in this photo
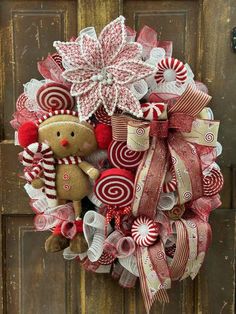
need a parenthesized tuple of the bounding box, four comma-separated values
(105, 206, 131, 234)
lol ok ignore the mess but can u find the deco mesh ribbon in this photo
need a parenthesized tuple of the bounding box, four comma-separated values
(11, 16, 224, 314)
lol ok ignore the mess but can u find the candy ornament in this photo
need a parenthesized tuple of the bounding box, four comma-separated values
(155, 57, 187, 85)
(36, 82, 74, 111)
(203, 168, 224, 196)
(108, 140, 144, 171)
(141, 102, 166, 121)
(94, 168, 135, 207)
(131, 216, 159, 247)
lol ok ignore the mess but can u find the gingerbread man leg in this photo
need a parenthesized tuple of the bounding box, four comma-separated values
(73, 200, 82, 220)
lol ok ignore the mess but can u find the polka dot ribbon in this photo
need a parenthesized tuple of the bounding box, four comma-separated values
(105, 206, 131, 234)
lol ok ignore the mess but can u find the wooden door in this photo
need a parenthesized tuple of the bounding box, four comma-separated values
(0, 1, 235, 313)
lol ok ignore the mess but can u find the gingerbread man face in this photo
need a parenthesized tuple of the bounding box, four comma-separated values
(38, 115, 97, 158)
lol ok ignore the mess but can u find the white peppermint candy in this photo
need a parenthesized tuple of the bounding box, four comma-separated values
(155, 57, 187, 85)
(141, 102, 165, 121)
(131, 216, 159, 247)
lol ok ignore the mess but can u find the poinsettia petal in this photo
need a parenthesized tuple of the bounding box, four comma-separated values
(108, 60, 155, 85)
(53, 41, 91, 69)
(63, 67, 97, 83)
(71, 81, 97, 97)
(116, 86, 143, 117)
(113, 42, 142, 64)
(76, 85, 101, 120)
(99, 83, 119, 115)
(99, 16, 126, 66)
(80, 34, 104, 69)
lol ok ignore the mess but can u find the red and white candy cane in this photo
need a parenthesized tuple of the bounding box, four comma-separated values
(163, 166, 177, 193)
(22, 142, 57, 207)
(24, 163, 43, 182)
(155, 57, 187, 85)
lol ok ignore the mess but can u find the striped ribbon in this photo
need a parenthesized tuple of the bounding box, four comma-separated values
(168, 85, 212, 115)
(56, 156, 81, 165)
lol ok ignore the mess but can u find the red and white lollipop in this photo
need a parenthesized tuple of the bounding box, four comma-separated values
(203, 168, 224, 196)
(155, 57, 187, 85)
(94, 168, 134, 207)
(16, 93, 28, 111)
(36, 82, 74, 111)
(131, 216, 159, 247)
(141, 102, 165, 121)
(108, 140, 144, 171)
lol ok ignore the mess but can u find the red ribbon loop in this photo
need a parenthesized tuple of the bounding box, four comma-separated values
(168, 112, 194, 132)
(150, 113, 194, 138)
(150, 120, 169, 138)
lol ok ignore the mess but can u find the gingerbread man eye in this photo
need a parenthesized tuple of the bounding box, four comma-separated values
(71, 131, 75, 137)
(57, 131, 60, 137)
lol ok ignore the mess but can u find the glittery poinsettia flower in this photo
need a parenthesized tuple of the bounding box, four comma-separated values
(53, 16, 155, 120)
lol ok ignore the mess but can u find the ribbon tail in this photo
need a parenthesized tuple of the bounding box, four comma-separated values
(168, 134, 203, 204)
(132, 137, 168, 219)
(137, 244, 170, 313)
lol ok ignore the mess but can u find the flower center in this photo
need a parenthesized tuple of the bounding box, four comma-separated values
(91, 69, 113, 85)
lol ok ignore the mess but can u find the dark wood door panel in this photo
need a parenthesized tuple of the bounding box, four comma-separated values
(197, 208, 236, 314)
(3, 215, 77, 314)
(0, 0, 77, 140)
(124, 0, 200, 72)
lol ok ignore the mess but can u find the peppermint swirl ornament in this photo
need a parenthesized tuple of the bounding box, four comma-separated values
(16, 93, 28, 111)
(108, 140, 144, 171)
(94, 168, 134, 207)
(51, 53, 64, 69)
(155, 57, 187, 85)
(203, 168, 224, 196)
(95, 106, 122, 125)
(131, 216, 159, 247)
(36, 82, 74, 111)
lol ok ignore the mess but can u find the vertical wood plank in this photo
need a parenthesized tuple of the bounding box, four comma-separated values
(78, 0, 122, 33)
(196, 209, 236, 314)
(199, 0, 236, 165)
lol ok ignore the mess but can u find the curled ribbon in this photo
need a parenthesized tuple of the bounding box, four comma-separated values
(83, 210, 109, 263)
(103, 230, 136, 259)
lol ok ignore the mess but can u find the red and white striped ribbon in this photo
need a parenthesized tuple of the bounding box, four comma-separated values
(169, 85, 212, 116)
(22, 142, 57, 206)
(56, 156, 81, 165)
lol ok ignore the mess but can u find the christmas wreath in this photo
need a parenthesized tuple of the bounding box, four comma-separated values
(11, 16, 224, 312)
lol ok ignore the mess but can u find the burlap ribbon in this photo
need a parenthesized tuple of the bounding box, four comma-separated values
(111, 85, 219, 313)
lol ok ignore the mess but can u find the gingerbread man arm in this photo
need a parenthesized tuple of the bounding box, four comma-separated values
(79, 161, 100, 180)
